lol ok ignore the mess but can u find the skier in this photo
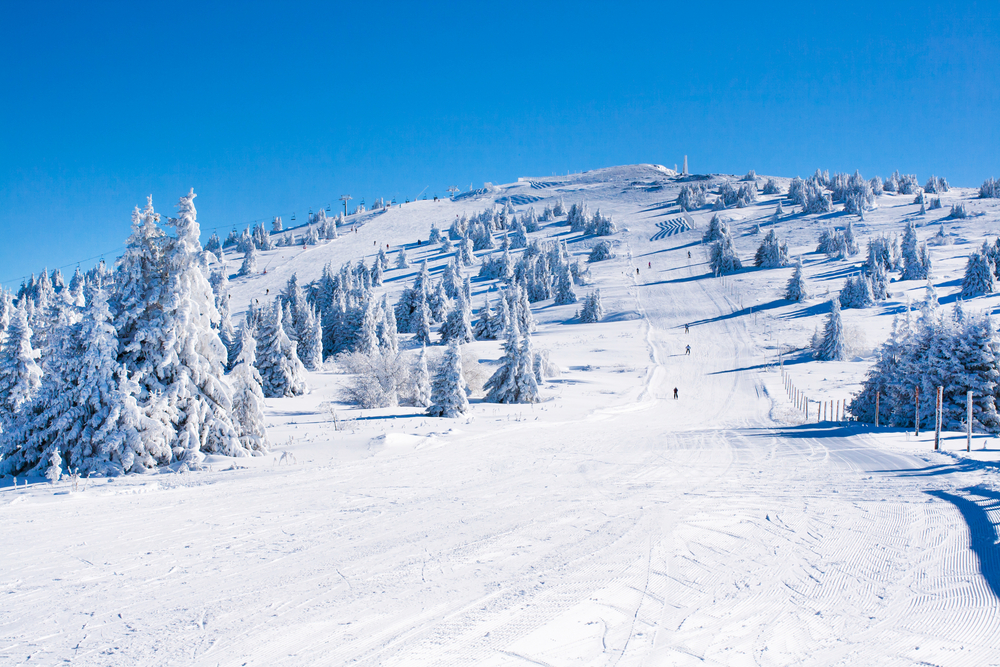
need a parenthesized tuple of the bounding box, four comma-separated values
(648, 261, 651, 269)
(684, 324, 689, 333)
(685, 344, 691, 355)
(687, 251, 691, 258)
(673, 387, 679, 399)
(636, 268, 640, 276)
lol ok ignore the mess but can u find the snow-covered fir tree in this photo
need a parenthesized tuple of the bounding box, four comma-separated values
(427, 340, 468, 417)
(395, 248, 410, 269)
(710, 232, 742, 276)
(414, 346, 432, 408)
(753, 229, 789, 268)
(440, 286, 473, 344)
(553, 259, 577, 304)
(239, 243, 257, 277)
(588, 240, 615, 263)
(816, 298, 846, 361)
(961, 249, 996, 298)
(578, 289, 604, 323)
(229, 327, 270, 455)
(256, 298, 307, 398)
(785, 258, 808, 301)
(0, 305, 42, 423)
(901, 219, 928, 280)
(378, 294, 399, 354)
(297, 306, 324, 370)
(483, 315, 539, 405)
(839, 274, 875, 309)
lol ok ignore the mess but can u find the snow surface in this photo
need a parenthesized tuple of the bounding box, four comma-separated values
(5, 164, 1000, 664)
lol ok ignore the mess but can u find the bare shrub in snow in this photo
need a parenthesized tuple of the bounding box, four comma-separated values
(338, 350, 409, 409)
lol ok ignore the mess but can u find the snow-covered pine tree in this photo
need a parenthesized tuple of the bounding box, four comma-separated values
(785, 258, 808, 301)
(839, 274, 875, 309)
(483, 314, 540, 405)
(588, 240, 615, 263)
(901, 219, 927, 280)
(578, 289, 604, 323)
(256, 298, 308, 398)
(357, 296, 380, 356)
(567, 202, 589, 232)
(378, 294, 399, 354)
(297, 306, 324, 370)
(414, 293, 433, 346)
(960, 249, 996, 298)
(511, 217, 528, 249)
(426, 340, 468, 417)
(753, 229, 789, 268)
(703, 214, 727, 243)
(252, 222, 275, 251)
(473, 294, 497, 340)
(553, 259, 577, 305)
(414, 346, 432, 408)
(229, 327, 270, 455)
(440, 285, 473, 344)
(395, 248, 410, 269)
(152, 190, 244, 460)
(513, 282, 536, 333)
(239, 243, 257, 277)
(204, 232, 222, 255)
(1, 289, 172, 476)
(272, 216, 283, 232)
(816, 298, 846, 361)
(710, 233, 742, 276)
(0, 305, 42, 422)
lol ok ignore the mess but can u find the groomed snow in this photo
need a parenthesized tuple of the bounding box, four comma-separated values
(4, 164, 1000, 664)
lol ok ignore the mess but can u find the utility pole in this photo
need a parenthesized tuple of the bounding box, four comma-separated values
(340, 194, 352, 217)
(447, 186, 459, 199)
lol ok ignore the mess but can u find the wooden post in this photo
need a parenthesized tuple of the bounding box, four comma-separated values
(875, 391, 880, 428)
(914, 386, 920, 436)
(967, 390, 973, 453)
(934, 386, 942, 450)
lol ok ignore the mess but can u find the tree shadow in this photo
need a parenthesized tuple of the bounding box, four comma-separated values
(927, 488, 1000, 600)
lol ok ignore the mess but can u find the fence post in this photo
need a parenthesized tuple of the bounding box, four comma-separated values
(934, 386, 942, 450)
(914, 386, 920, 437)
(875, 391, 880, 428)
(967, 390, 973, 453)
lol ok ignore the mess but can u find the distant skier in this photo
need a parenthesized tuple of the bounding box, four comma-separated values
(648, 262, 651, 269)
(685, 345, 691, 355)
(687, 251, 691, 258)
(636, 268, 640, 275)
(673, 387, 679, 399)
(684, 324, 689, 333)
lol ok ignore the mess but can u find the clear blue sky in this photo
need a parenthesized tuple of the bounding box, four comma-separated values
(1, 1, 997, 287)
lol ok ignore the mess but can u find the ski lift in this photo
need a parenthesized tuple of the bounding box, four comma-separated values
(391, 198, 397, 204)
(291, 212, 296, 221)
(326, 204, 331, 212)
(309, 208, 313, 215)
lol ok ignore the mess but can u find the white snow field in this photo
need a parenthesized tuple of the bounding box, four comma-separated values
(6, 165, 1000, 665)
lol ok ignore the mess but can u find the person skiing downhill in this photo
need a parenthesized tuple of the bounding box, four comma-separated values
(685, 344, 691, 355)
(673, 387, 679, 399)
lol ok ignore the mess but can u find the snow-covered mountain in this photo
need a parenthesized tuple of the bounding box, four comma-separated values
(4, 163, 1000, 664)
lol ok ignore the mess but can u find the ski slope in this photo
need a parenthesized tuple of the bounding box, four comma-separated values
(4, 164, 1000, 665)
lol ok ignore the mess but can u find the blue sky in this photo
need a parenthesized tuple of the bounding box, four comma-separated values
(1, 1, 997, 287)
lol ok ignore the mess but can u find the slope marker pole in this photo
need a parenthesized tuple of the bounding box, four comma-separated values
(967, 390, 973, 453)
(934, 386, 942, 451)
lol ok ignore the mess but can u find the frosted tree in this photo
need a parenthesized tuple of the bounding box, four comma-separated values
(395, 248, 410, 269)
(961, 250, 996, 298)
(229, 327, 270, 455)
(256, 298, 308, 398)
(553, 260, 577, 304)
(785, 257, 808, 301)
(297, 306, 324, 370)
(483, 316, 539, 404)
(473, 294, 498, 340)
(357, 297, 380, 356)
(414, 294, 433, 346)
(0, 305, 42, 421)
(440, 286, 473, 344)
(703, 214, 727, 243)
(272, 216, 283, 232)
(239, 243, 257, 277)
(458, 236, 476, 267)
(710, 233, 742, 276)
(753, 229, 789, 268)
(414, 346, 432, 408)
(427, 341, 469, 417)
(378, 294, 399, 354)
(45, 448, 62, 483)
(151, 190, 244, 460)
(816, 298, 846, 361)
(578, 289, 604, 323)
(588, 240, 615, 263)
(0, 290, 172, 477)
(901, 219, 927, 280)
(839, 274, 875, 309)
